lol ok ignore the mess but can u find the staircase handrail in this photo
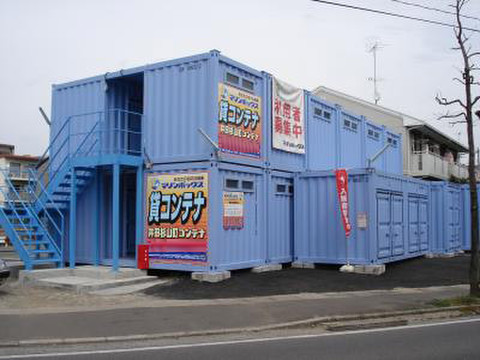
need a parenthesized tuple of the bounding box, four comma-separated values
(70, 120, 100, 160)
(2, 171, 62, 257)
(36, 136, 70, 189)
(0, 186, 32, 243)
(34, 113, 100, 204)
(0, 171, 40, 251)
(35, 115, 73, 170)
(26, 168, 64, 242)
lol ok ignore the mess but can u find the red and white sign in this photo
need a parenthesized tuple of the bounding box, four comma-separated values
(335, 169, 352, 238)
(272, 77, 305, 154)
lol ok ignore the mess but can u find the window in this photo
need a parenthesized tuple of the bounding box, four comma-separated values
(387, 137, 398, 147)
(314, 107, 332, 122)
(225, 178, 239, 190)
(288, 185, 294, 194)
(242, 78, 254, 91)
(225, 178, 254, 191)
(276, 184, 286, 193)
(368, 128, 380, 141)
(9, 162, 21, 177)
(343, 117, 358, 132)
(226, 72, 239, 85)
(241, 180, 254, 192)
(225, 72, 255, 92)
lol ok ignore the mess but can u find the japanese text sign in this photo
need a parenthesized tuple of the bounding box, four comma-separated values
(146, 172, 209, 265)
(223, 192, 244, 229)
(272, 77, 305, 154)
(335, 169, 352, 238)
(218, 83, 262, 157)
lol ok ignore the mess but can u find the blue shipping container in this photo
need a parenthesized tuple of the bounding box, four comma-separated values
(429, 182, 463, 255)
(305, 93, 403, 174)
(144, 161, 272, 272)
(294, 169, 430, 265)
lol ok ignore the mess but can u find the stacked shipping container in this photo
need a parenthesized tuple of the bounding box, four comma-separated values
(54, 49, 468, 275)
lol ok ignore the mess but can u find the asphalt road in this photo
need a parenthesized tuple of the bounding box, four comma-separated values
(2, 318, 479, 360)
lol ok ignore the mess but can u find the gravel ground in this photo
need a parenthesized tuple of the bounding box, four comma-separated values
(144, 255, 471, 300)
(0, 280, 148, 310)
(0, 255, 471, 309)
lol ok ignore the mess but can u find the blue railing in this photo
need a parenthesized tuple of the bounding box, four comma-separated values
(27, 109, 142, 207)
(36, 109, 142, 191)
(0, 168, 62, 263)
(26, 168, 65, 257)
(0, 109, 142, 269)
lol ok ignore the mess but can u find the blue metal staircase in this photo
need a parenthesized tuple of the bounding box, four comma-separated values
(0, 109, 143, 270)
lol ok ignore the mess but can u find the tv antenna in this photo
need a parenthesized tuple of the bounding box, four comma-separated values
(366, 39, 385, 105)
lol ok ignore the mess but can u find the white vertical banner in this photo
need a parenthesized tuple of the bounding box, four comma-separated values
(272, 77, 305, 154)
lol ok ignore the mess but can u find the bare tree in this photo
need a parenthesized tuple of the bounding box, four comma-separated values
(436, 0, 480, 297)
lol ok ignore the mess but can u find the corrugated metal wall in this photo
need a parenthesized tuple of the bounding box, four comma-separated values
(339, 111, 364, 169)
(385, 131, 402, 174)
(213, 164, 267, 270)
(305, 94, 402, 174)
(460, 184, 479, 252)
(145, 161, 267, 272)
(51, 79, 106, 171)
(365, 121, 386, 171)
(306, 96, 338, 170)
(294, 170, 430, 265)
(144, 53, 214, 163)
(266, 171, 294, 264)
(430, 182, 462, 254)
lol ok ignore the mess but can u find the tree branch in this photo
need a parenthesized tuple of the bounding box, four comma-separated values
(438, 112, 467, 121)
(468, 52, 480, 59)
(453, 77, 466, 85)
(472, 96, 480, 107)
(436, 94, 467, 109)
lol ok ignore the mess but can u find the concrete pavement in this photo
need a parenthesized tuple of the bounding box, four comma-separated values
(0, 284, 473, 346)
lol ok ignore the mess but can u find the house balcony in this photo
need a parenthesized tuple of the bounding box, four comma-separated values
(7, 170, 31, 182)
(410, 150, 468, 180)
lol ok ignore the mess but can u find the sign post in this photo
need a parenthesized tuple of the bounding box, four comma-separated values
(335, 169, 354, 272)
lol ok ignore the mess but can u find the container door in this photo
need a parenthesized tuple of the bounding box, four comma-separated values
(408, 197, 420, 253)
(391, 194, 404, 256)
(377, 192, 391, 259)
(268, 179, 293, 263)
(445, 189, 462, 252)
(419, 198, 428, 251)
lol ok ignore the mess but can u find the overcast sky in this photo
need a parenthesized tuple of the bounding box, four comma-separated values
(0, 0, 478, 156)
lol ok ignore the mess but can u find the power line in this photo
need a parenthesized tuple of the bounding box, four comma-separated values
(390, 0, 480, 22)
(310, 0, 480, 33)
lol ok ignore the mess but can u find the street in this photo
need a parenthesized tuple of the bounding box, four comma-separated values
(2, 317, 479, 360)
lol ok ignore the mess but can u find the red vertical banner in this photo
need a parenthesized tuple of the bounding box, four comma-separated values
(335, 169, 352, 238)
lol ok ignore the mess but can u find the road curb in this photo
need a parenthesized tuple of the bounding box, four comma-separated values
(1, 305, 478, 348)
